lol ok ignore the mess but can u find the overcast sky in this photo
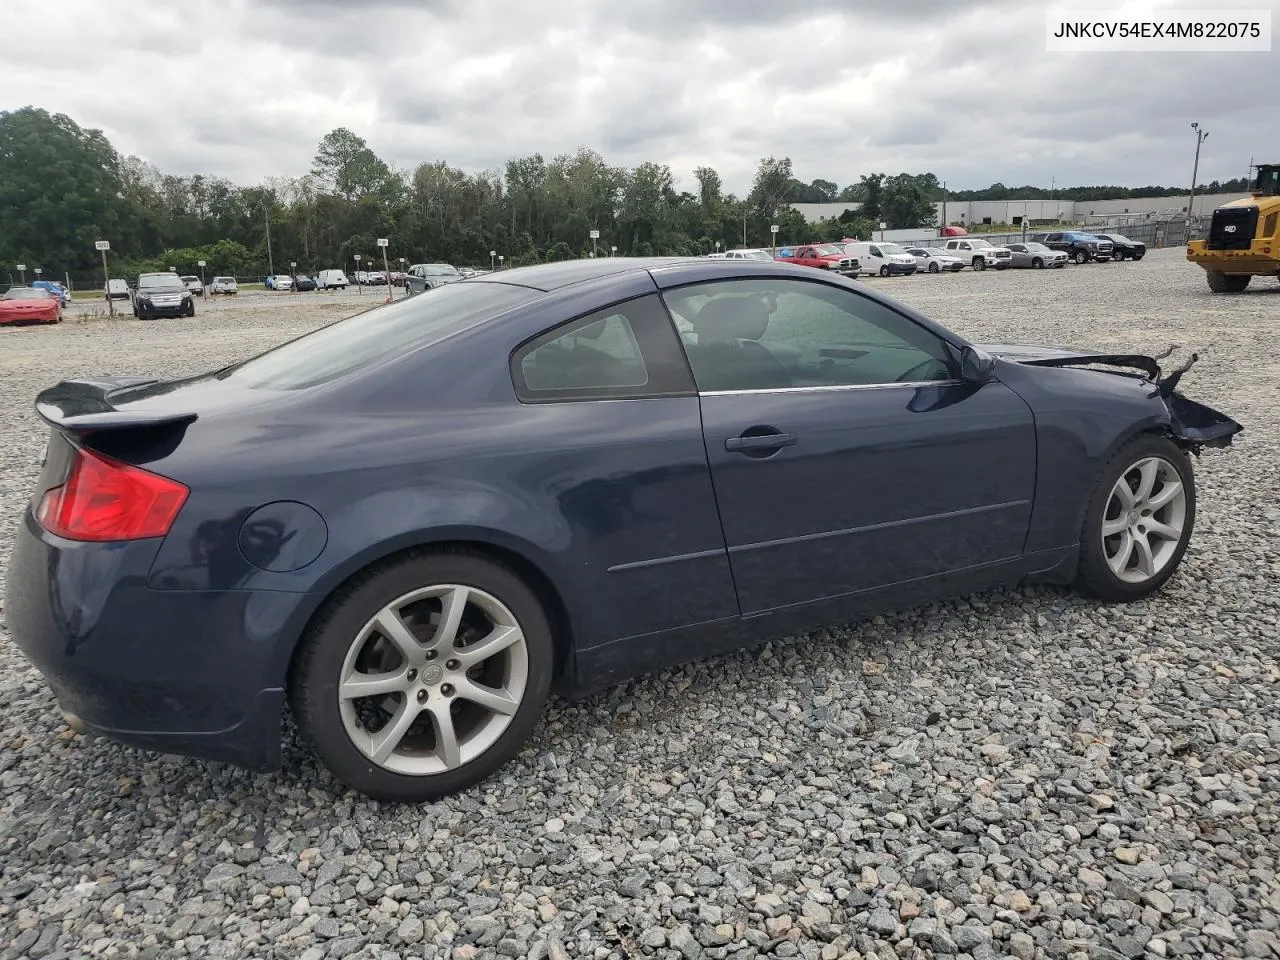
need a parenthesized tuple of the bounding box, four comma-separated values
(4, 0, 1277, 196)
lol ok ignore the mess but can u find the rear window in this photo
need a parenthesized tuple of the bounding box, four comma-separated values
(221, 281, 536, 390)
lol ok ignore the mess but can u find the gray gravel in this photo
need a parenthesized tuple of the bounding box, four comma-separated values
(2, 251, 1278, 960)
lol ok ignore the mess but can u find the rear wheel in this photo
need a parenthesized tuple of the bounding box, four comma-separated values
(289, 550, 554, 802)
(1075, 435, 1195, 601)
(1206, 270, 1251, 293)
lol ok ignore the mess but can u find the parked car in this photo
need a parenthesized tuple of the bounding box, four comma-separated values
(131, 272, 195, 319)
(210, 276, 238, 295)
(1031, 232, 1114, 264)
(1093, 234, 1146, 261)
(265, 274, 294, 291)
(366, 271, 386, 286)
(1006, 242, 1069, 269)
(717, 249, 775, 261)
(105, 279, 130, 301)
(4, 258, 1241, 801)
(180, 275, 204, 295)
(774, 244, 860, 276)
(316, 270, 349, 290)
(406, 263, 464, 295)
(842, 241, 918, 277)
(905, 247, 966, 273)
(0, 286, 61, 324)
(942, 238, 1013, 270)
(293, 274, 317, 292)
(32, 280, 71, 306)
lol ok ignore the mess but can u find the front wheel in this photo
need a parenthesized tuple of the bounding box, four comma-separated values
(1111, 249, 1125, 261)
(289, 551, 554, 802)
(1074, 250, 1088, 264)
(1032, 258, 1043, 269)
(928, 262, 939, 273)
(1075, 435, 1195, 601)
(879, 265, 890, 277)
(972, 257, 986, 271)
(1206, 271, 1251, 293)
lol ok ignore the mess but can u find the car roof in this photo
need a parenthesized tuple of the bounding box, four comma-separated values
(483, 257, 695, 292)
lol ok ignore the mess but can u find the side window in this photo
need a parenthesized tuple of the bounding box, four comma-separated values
(661, 278, 956, 393)
(958, 242, 971, 250)
(870, 246, 882, 258)
(511, 294, 694, 403)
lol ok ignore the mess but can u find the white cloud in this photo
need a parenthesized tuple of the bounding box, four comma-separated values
(2, 0, 1276, 193)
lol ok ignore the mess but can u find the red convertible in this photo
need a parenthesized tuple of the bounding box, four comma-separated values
(0, 287, 62, 325)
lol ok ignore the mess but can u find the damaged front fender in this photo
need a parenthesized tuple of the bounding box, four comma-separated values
(980, 343, 1244, 454)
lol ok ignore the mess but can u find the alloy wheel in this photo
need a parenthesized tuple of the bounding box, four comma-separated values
(1101, 456, 1188, 583)
(337, 584, 529, 775)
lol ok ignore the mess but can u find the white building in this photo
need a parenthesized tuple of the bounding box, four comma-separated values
(790, 192, 1248, 228)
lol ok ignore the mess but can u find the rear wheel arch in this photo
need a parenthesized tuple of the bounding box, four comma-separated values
(279, 535, 577, 694)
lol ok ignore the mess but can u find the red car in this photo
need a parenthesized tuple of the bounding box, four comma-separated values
(0, 287, 62, 325)
(774, 243, 860, 277)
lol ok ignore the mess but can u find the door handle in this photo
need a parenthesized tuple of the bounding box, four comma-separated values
(726, 432, 797, 452)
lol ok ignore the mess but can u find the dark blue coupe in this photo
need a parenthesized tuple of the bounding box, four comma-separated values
(5, 258, 1241, 801)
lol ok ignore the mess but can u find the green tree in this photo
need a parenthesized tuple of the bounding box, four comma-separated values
(0, 107, 129, 273)
(312, 128, 395, 202)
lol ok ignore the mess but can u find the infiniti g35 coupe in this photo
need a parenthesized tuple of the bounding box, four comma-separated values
(5, 258, 1241, 801)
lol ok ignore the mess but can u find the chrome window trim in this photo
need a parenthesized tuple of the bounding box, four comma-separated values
(700, 379, 963, 397)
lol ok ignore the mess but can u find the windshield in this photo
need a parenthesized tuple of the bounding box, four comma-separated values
(1023, 243, 1048, 252)
(138, 275, 186, 291)
(1106, 235, 1131, 243)
(1256, 167, 1280, 196)
(810, 245, 843, 256)
(221, 281, 536, 390)
(3, 288, 49, 300)
(740, 251, 773, 260)
(878, 243, 908, 255)
(968, 240, 993, 249)
(425, 265, 460, 276)
(214, 277, 235, 283)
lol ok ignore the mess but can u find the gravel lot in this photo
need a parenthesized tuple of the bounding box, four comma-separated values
(2, 250, 1278, 960)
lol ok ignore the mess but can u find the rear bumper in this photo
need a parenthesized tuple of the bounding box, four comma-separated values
(4, 510, 308, 771)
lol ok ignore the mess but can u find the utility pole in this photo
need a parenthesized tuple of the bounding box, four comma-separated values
(941, 181, 947, 233)
(264, 205, 275, 278)
(1186, 122, 1208, 232)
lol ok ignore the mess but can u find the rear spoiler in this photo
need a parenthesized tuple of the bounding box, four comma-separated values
(34, 377, 197, 433)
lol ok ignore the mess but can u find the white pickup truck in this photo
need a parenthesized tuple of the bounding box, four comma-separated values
(942, 238, 1013, 271)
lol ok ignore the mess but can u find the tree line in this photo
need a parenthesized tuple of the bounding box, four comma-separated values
(0, 106, 1251, 282)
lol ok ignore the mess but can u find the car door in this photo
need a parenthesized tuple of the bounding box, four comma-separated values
(660, 276, 1037, 615)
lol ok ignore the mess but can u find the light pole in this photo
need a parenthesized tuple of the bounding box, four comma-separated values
(290, 260, 297, 294)
(95, 242, 112, 316)
(498, 255, 504, 270)
(16, 263, 26, 285)
(489, 250, 496, 271)
(769, 224, 779, 258)
(377, 238, 392, 303)
(1187, 122, 1209, 235)
(34, 267, 43, 283)
(197, 259, 207, 299)
(589, 228, 600, 259)
(610, 245, 617, 258)
(714, 240, 721, 254)
(398, 257, 407, 297)
(353, 254, 362, 295)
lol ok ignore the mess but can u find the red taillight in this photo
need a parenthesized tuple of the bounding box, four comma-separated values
(37, 447, 188, 541)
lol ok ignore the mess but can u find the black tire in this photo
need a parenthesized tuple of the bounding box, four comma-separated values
(289, 549, 554, 802)
(1111, 249, 1126, 261)
(1074, 434, 1196, 602)
(928, 262, 939, 273)
(1206, 271, 1250, 293)
(1032, 258, 1043, 269)
(972, 257, 986, 271)
(879, 265, 890, 277)
(1074, 250, 1088, 264)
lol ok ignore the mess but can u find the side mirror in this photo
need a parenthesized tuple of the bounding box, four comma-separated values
(959, 345, 996, 384)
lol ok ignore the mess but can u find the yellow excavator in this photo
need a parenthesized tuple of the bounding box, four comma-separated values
(1187, 163, 1280, 292)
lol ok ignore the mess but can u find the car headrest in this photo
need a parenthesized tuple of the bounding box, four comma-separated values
(694, 296, 770, 342)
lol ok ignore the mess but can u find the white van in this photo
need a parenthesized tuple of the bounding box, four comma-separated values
(842, 242, 918, 277)
(316, 269, 349, 290)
